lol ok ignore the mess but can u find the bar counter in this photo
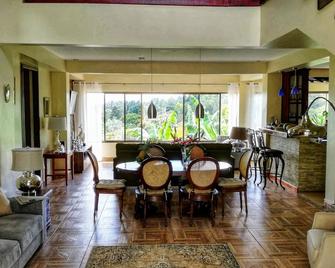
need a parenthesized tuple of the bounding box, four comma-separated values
(260, 128, 326, 192)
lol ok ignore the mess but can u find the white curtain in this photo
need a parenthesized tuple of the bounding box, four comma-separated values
(72, 82, 86, 140)
(228, 83, 240, 132)
(246, 82, 263, 130)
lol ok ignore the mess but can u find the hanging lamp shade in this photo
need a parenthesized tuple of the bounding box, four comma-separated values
(147, 101, 157, 119)
(278, 87, 285, 97)
(291, 86, 299, 95)
(195, 102, 204, 119)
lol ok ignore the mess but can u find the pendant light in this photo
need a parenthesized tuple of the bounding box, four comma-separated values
(195, 49, 205, 119)
(291, 68, 299, 96)
(278, 87, 285, 97)
(147, 48, 157, 119)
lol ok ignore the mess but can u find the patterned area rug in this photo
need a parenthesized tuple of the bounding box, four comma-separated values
(86, 244, 239, 268)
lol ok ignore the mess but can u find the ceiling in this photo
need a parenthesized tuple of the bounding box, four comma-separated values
(44, 46, 299, 62)
(25, 0, 265, 6)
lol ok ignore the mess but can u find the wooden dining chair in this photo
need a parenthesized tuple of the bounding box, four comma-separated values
(179, 157, 220, 226)
(219, 150, 252, 217)
(87, 151, 126, 219)
(135, 156, 172, 227)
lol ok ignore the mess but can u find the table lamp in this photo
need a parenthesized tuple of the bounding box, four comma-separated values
(48, 116, 67, 152)
(230, 127, 247, 152)
(12, 147, 43, 194)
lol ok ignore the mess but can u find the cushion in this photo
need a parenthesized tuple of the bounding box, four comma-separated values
(184, 184, 212, 195)
(96, 179, 126, 190)
(0, 239, 21, 268)
(307, 229, 329, 263)
(138, 186, 172, 196)
(218, 178, 246, 188)
(0, 214, 42, 251)
(0, 188, 12, 216)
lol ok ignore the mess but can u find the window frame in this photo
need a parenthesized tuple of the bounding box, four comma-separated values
(88, 92, 229, 142)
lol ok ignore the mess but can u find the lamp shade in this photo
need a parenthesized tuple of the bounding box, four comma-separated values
(195, 103, 204, 119)
(48, 116, 67, 130)
(230, 127, 247, 140)
(12, 147, 43, 172)
(147, 101, 157, 119)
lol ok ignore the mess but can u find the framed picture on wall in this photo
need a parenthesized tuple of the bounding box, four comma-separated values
(43, 97, 50, 117)
(318, 0, 333, 9)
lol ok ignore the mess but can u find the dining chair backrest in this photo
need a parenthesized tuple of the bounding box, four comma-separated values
(139, 156, 172, 190)
(239, 150, 253, 180)
(247, 129, 257, 149)
(87, 150, 99, 185)
(255, 130, 266, 149)
(187, 157, 219, 190)
(187, 144, 205, 160)
(146, 144, 166, 158)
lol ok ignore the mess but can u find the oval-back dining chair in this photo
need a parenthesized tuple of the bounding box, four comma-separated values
(87, 150, 126, 220)
(179, 157, 219, 226)
(136, 156, 172, 227)
(219, 150, 252, 217)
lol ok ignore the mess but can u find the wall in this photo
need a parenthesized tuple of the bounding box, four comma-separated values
(0, 46, 57, 192)
(325, 56, 335, 205)
(0, 0, 260, 48)
(0, 48, 18, 192)
(261, 0, 335, 54)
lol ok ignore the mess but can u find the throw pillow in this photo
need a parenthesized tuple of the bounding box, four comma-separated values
(0, 188, 12, 216)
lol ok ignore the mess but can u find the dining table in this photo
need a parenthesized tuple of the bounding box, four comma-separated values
(115, 159, 232, 177)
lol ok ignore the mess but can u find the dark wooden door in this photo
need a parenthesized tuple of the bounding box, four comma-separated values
(21, 65, 40, 148)
(281, 68, 309, 124)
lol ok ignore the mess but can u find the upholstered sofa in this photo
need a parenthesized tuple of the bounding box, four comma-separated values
(0, 198, 45, 268)
(113, 142, 234, 186)
(307, 212, 335, 268)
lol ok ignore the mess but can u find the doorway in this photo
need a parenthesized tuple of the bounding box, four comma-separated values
(21, 64, 40, 148)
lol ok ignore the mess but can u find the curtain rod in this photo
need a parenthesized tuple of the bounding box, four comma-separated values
(72, 81, 235, 86)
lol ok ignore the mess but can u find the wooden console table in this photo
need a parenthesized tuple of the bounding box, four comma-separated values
(43, 151, 74, 186)
(74, 145, 92, 173)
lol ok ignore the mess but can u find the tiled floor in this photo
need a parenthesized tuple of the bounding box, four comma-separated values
(27, 162, 322, 268)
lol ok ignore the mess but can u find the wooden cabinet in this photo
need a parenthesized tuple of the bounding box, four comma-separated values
(74, 145, 92, 173)
(281, 68, 309, 124)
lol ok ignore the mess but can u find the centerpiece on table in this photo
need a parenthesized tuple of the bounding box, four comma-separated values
(171, 132, 206, 163)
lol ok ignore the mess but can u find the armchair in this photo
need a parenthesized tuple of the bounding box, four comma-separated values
(307, 212, 335, 268)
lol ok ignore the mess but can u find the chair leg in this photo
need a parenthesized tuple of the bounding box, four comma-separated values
(94, 192, 99, 216)
(239, 192, 243, 210)
(143, 197, 147, 227)
(253, 153, 258, 184)
(274, 157, 279, 186)
(179, 191, 183, 219)
(244, 190, 248, 215)
(257, 156, 263, 186)
(262, 157, 268, 190)
(221, 191, 225, 217)
(164, 199, 168, 227)
(119, 191, 124, 219)
(210, 198, 215, 226)
(279, 155, 286, 190)
(190, 199, 194, 226)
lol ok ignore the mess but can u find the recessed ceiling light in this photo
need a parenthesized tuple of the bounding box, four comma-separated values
(138, 56, 145, 60)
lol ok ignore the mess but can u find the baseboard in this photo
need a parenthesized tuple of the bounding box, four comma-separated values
(267, 175, 298, 192)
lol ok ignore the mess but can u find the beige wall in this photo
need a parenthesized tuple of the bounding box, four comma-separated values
(0, 1, 260, 48)
(261, 0, 335, 54)
(325, 56, 335, 204)
(263, 73, 282, 122)
(0, 47, 55, 192)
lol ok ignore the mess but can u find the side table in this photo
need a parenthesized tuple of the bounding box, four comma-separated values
(43, 151, 74, 186)
(16, 189, 53, 242)
(74, 145, 92, 173)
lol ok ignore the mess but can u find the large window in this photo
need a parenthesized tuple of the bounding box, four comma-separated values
(87, 93, 232, 142)
(308, 92, 329, 126)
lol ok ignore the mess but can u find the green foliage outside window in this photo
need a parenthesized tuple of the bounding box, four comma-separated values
(94, 93, 231, 142)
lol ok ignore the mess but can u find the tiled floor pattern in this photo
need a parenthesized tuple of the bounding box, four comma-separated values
(26, 162, 323, 268)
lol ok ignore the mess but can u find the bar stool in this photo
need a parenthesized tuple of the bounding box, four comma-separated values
(255, 131, 285, 190)
(246, 129, 260, 183)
